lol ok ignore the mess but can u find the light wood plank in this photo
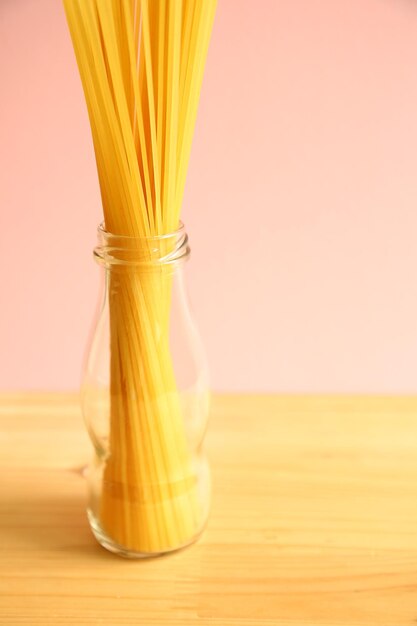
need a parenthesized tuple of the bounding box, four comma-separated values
(1, 394, 417, 625)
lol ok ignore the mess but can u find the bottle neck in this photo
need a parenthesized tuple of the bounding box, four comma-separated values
(93, 222, 190, 269)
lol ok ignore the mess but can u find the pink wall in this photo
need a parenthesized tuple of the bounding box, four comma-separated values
(2, 0, 417, 393)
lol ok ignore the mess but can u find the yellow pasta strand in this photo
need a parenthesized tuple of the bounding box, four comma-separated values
(64, 0, 217, 553)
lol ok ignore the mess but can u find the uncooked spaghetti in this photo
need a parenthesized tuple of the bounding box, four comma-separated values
(64, 0, 217, 553)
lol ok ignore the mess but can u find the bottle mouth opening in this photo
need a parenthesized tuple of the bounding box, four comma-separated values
(94, 222, 190, 268)
(97, 221, 186, 242)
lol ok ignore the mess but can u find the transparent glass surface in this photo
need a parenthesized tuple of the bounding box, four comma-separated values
(82, 223, 210, 557)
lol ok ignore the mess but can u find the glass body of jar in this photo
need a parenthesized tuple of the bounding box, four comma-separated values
(82, 223, 210, 558)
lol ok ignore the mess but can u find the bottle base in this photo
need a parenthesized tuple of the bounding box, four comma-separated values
(87, 509, 205, 559)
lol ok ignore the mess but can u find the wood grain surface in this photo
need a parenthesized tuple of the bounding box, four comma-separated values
(1, 394, 417, 625)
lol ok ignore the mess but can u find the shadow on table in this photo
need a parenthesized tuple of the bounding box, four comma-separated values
(2, 466, 115, 562)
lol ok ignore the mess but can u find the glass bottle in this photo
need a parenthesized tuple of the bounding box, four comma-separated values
(82, 223, 210, 558)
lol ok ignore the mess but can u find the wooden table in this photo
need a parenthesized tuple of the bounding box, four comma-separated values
(1, 394, 417, 625)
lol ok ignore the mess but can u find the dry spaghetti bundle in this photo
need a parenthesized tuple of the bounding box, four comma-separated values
(64, 0, 217, 553)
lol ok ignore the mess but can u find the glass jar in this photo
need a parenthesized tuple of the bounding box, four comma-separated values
(82, 223, 211, 558)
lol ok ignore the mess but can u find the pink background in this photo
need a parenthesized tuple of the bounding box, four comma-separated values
(1, 0, 417, 393)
